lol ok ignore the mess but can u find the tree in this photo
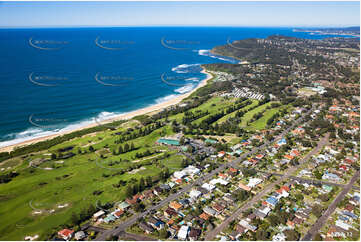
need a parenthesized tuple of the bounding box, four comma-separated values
(268, 214, 280, 227)
(159, 228, 168, 239)
(51, 153, 57, 160)
(256, 229, 269, 240)
(139, 178, 145, 192)
(134, 202, 145, 212)
(124, 143, 130, 152)
(146, 176, 153, 187)
(312, 204, 323, 217)
(284, 229, 300, 241)
(89, 145, 95, 152)
(118, 145, 123, 154)
(313, 170, 322, 180)
(125, 185, 133, 198)
(314, 233, 323, 241)
(71, 212, 79, 226)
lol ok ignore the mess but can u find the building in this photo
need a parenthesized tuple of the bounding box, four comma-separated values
(322, 172, 341, 181)
(273, 232, 286, 241)
(178, 225, 189, 240)
(139, 222, 154, 234)
(74, 231, 86, 241)
(203, 206, 217, 216)
(247, 178, 262, 188)
(156, 138, 180, 146)
(189, 228, 201, 241)
(92, 210, 105, 220)
(239, 182, 251, 191)
(58, 229, 74, 240)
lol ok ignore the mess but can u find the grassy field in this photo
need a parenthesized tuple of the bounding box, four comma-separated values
(247, 104, 288, 131)
(239, 101, 276, 128)
(215, 99, 259, 124)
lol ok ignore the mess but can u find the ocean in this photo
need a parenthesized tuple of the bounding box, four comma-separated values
(0, 27, 347, 148)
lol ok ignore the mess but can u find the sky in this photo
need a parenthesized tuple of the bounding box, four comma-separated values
(0, 1, 359, 28)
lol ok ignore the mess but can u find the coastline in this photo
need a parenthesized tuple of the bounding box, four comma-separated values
(0, 68, 213, 153)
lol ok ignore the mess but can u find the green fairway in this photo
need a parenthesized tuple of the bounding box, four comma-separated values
(215, 99, 258, 124)
(239, 101, 276, 128)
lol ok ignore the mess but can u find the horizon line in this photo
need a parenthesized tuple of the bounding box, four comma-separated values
(0, 25, 359, 29)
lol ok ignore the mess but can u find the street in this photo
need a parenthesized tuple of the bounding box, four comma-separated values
(301, 170, 360, 241)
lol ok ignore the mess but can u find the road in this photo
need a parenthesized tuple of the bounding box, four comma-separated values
(118, 232, 156, 241)
(95, 107, 315, 240)
(204, 132, 329, 241)
(255, 170, 359, 190)
(301, 170, 360, 241)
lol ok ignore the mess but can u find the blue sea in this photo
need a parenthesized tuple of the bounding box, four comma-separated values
(0, 27, 348, 148)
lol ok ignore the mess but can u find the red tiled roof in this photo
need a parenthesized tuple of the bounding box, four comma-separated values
(58, 229, 74, 237)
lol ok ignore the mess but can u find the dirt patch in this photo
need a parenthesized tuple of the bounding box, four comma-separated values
(128, 167, 146, 174)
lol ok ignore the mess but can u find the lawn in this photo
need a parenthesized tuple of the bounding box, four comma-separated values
(247, 104, 288, 131)
(215, 99, 259, 124)
(239, 101, 276, 128)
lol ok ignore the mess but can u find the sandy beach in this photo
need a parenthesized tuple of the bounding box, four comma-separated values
(0, 69, 213, 153)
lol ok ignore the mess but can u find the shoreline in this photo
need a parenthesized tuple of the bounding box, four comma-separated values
(0, 69, 213, 153)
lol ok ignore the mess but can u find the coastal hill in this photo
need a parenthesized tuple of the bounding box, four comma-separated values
(211, 35, 359, 66)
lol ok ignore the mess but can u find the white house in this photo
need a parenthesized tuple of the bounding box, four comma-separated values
(178, 226, 189, 240)
(247, 178, 262, 188)
(202, 183, 215, 191)
(189, 190, 202, 199)
(273, 232, 286, 241)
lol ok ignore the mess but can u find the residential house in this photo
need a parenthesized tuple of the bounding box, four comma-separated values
(247, 178, 262, 188)
(148, 216, 164, 230)
(265, 196, 279, 208)
(170, 201, 183, 211)
(239, 219, 257, 232)
(74, 231, 86, 241)
(178, 225, 189, 240)
(239, 182, 251, 191)
(139, 222, 154, 234)
(118, 201, 130, 210)
(255, 206, 271, 219)
(92, 210, 105, 221)
(273, 232, 286, 241)
(188, 228, 201, 241)
(203, 207, 217, 216)
(199, 212, 210, 221)
(189, 189, 202, 200)
(212, 203, 225, 214)
(164, 207, 178, 218)
(58, 229, 74, 240)
(322, 172, 341, 182)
